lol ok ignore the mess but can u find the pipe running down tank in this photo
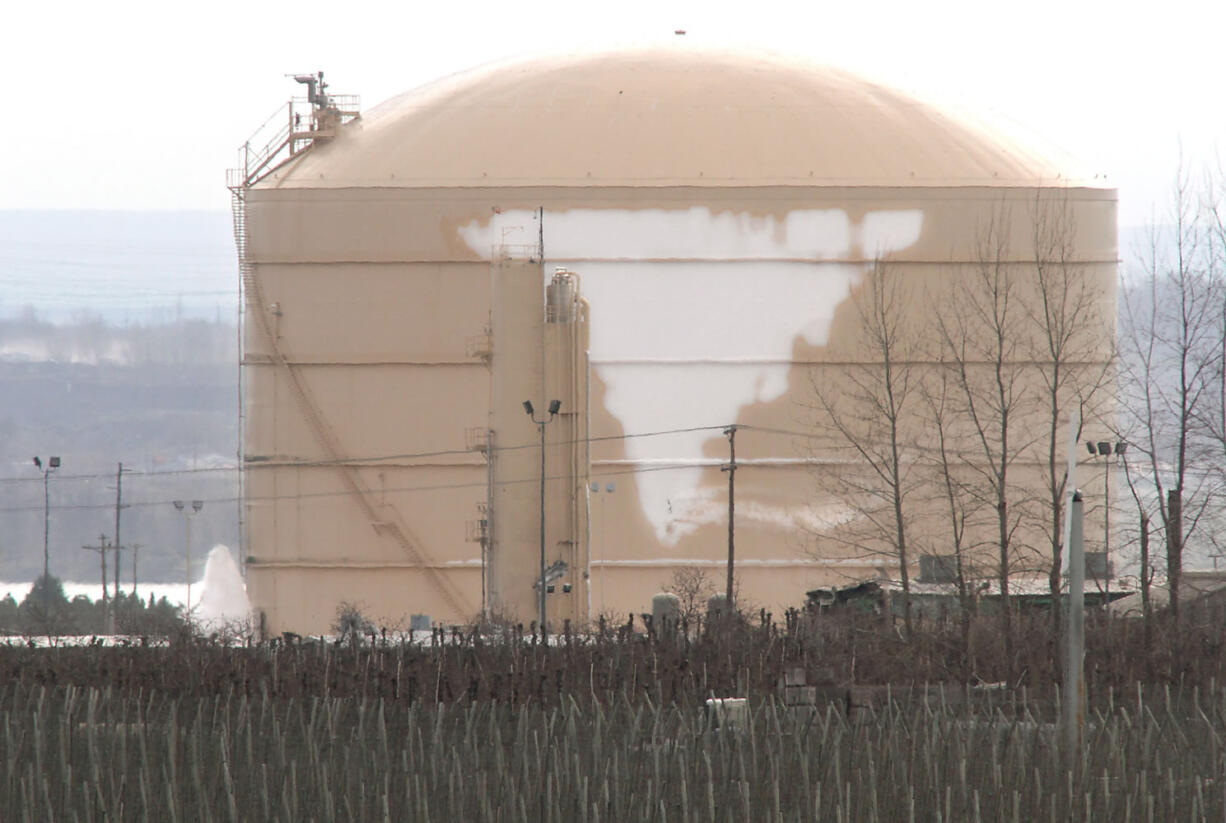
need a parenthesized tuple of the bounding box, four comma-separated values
(489, 260, 591, 627)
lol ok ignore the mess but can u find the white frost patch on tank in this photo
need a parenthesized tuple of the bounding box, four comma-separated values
(460, 206, 923, 543)
(667, 497, 859, 536)
(858, 210, 924, 258)
(460, 207, 854, 260)
(571, 262, 862, 358)
(596, 362, 797, 539)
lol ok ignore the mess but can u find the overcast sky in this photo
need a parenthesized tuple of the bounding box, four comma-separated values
(4, 0, 1222, 228)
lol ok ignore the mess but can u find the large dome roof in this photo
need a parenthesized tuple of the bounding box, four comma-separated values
(258, 47, 1099, 190)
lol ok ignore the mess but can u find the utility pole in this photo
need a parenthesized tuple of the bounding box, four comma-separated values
(1062, 491, 1086, 763)
(1168, 488, 1183, 620)
(82, 533, 110, 631)
(1061, 412, 1084, 766)
(129, 543, 143, 598)
(1140, 516, 1151, 652)
(722, 425, 737, 608)
(538, 206, 544, 260)
(113, 462, 126, 601)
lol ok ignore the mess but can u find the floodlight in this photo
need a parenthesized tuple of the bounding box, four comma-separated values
(192, 500, 204, 513)
(1097, 441, 1111, 456)
(173, 500, 185, 511)
(548, 399, 561, 415)
(522, 400, 534, 416)
(49, 457, 60, 468)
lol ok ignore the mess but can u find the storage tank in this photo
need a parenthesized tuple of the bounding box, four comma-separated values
(232, 48, 1116, 635)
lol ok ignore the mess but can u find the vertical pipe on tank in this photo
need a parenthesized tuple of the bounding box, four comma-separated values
(583, 300, 592, 620)
(544, 268, 591, 627)
(489, 262, 591, 627)
(489, 257, 547, 620)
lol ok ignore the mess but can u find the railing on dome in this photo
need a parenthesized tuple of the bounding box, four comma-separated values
(227, 93, 360, 192)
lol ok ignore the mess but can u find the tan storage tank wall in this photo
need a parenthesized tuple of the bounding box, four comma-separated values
(238, 48, 1117, 635)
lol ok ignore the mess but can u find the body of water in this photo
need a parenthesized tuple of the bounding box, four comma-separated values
(0, 210, 236, 324)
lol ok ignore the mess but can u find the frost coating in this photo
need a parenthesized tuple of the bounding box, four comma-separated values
(459, 207, 854, 260)
(859, 210, 923, 257)
(460, 207, 924, 543)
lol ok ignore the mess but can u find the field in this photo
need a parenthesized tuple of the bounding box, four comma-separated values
(3, 610, 1226, 821)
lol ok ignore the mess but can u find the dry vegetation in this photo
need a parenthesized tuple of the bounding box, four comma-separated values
(5, 609, 1226, 819)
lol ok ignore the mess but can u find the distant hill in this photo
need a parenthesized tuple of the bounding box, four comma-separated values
(0, 209, 238, 585)
(0, 314, 238, 584)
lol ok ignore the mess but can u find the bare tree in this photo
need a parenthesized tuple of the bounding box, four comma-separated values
(1195, 167, 1226, 550)
(663, 567, 716, 627)
(919, 366, 989, 673)
(1023, 190, 1114, 628)
(933, 204, 1037, 674)
(1118, 165, 1223, 619)
(808, 261, 920, 638)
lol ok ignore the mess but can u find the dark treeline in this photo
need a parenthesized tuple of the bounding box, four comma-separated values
(0, 574, 184, 637)
(0, 306, 236, 366)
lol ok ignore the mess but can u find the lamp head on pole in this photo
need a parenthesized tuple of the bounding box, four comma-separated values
(192, 500, 204, 513)
(32, 456, 40, 469)
(173, 500, 185, 511)
(1115, 441, 1127, 456)
(548, 399, 561, 416)
(1097, 441, 1111, 456)
(1084, 441, 1097, 455)
(522, 400, 534, 417)
(49, 456, 60, 469)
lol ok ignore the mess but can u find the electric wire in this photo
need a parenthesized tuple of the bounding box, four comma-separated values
(2, 419, 1220, 495)
(0, 424, 732, 485)
(2, 422, 1220, 514)
(0, 460, 704, 515)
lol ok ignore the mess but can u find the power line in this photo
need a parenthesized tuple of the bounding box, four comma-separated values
(0, 424, 732, 485)
(0, 461, 703, 515)
(3, 421, 1221, 513)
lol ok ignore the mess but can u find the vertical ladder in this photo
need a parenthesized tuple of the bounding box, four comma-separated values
(230, 190, 248, 563)
(229, 186, 470, 617)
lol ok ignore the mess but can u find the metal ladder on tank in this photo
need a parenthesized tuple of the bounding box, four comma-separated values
(228, 186, 471, 619)
(230, 189, 250, 563)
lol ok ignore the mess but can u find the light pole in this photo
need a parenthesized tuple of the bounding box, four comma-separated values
(32, 456, 61, 616)
(173, 499, 204, 613)
(1085, 440, 1125, 577)
(524, 399, 560, 633)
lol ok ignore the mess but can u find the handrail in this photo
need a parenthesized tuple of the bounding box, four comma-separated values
(228, 95, 360, 192)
